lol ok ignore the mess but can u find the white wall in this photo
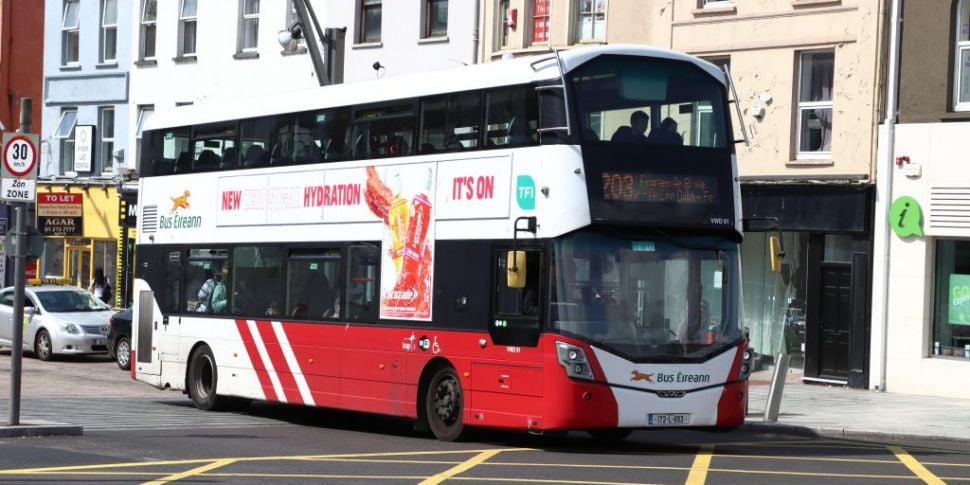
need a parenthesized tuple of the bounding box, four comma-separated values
(127, 0, 479, 173)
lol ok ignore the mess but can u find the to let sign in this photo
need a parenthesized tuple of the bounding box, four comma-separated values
(1, 133, 39, 203)
(37, 193, 83, 236)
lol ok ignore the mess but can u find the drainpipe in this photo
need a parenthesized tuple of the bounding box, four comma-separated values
(872, 0, 902, 392)
(472, 0, 481, 64)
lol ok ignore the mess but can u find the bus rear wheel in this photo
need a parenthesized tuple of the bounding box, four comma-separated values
(188, 345, 227, 411)
(425, 366, 467, 441)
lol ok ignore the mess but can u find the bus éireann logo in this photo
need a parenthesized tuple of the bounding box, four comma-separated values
(170, 190, 191, 213)
(630, 370, 654, 383)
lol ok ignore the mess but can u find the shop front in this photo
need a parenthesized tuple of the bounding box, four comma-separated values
(741, 183, 873, 389)
(36, 182, 122, 307)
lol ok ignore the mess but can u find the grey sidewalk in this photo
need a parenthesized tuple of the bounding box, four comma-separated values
(744, 376, 970, 443)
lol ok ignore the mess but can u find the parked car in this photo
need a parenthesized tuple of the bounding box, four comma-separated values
(0, 285, 113, 361)
(107, 308, 132, 370)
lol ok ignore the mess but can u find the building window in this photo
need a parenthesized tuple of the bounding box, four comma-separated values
(100, 0, 118, 62)
(62, 0, 81, 65)
(359, 0, 382, 43)
(140, 0, 157, 60)
(703, 0, 733, 5)
(179, 0, 199, 57)
(239, 0, 260, 52)
(956, 1, 970, 110)
(576, 0, 606, 42)
(796, 51, 833, 158)
(423, 0, 448, 38)
(497, 0, 511, 49)
(531, 0, 550, 44)
(54, 109, 78, 174)
(933, 239, 970, 360)
(135, 105, 154, 171)
(99, 107, 115, 174)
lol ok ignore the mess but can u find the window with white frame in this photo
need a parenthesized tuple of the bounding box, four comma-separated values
(179, 0, 199, 57)
(359, 0, 381, 43)
(531, 0, 550, 44)
(703, 0, 733, 5)
(54, 109, 78, 174)
(62, 0, 80, 65)
(100, 0, 118, 62)
(140, 0, 157, 60)
(135, 105, 154, 169)
(98, 107, 115, 174)
(497, 0, 510, 49)
(239, 0, 260, 52)
(423, 0, 447, 38)
(956, 0, 970, 110)
(576, 0, 606, 42)
(796, 51, 833, 158)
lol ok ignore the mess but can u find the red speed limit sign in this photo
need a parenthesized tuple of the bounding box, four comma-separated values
(1, 132, 39, 203)
(3, 135, 37, 177)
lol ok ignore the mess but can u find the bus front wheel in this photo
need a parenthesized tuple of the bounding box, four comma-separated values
(188, 344, 227, 411)
(425, 366, 467, 441)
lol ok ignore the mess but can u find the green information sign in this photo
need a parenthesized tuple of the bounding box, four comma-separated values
(889, 196, 924, 238)
(949, 274, 970, 325)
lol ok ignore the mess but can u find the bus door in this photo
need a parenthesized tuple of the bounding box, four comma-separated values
(134, 249, 184, 377)
(489, 247, 542, 347)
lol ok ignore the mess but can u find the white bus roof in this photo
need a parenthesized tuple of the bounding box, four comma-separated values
(144, 44, 726, 132)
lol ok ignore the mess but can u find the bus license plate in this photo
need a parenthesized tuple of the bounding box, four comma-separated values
(647, 413, 690, 426)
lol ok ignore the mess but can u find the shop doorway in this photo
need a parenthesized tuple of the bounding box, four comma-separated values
(67, 244, 92, 289)
(817, 262, 851, 380)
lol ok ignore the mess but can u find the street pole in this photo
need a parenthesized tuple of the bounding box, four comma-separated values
(8, 98, 30, 426)
(292, 0, 328, 86)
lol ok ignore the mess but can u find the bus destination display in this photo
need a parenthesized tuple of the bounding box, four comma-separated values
(601, 171, 719, 205)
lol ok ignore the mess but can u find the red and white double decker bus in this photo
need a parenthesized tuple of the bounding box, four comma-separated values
(132, 44, 751, 441)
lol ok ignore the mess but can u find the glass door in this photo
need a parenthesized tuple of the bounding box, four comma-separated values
(67, 243, 92, 289)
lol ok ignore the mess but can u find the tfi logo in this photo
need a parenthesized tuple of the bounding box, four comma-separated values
(516, 175, 535, 210)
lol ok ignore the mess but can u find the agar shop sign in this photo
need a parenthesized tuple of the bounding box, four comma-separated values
(37, 193, 83, 236)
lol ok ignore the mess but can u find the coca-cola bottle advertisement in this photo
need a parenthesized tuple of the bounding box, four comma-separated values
(377, 164, 436, 320)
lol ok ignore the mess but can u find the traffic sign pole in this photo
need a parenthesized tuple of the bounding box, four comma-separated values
(7, 98, 34, 427)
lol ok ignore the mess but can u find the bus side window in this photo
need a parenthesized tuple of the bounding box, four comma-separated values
(285, 248, 341, 320)
(485, 86, 538, 147)
(234, 246, 283, 317)
(495, 249, 541, 318)
(164, 251, 181, 313)
(347, 243, 379, 322)
(419, 91, 482, 153)
(351, 105, 415, 160)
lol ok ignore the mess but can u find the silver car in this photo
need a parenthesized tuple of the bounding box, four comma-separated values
(0, 285, 113, 361)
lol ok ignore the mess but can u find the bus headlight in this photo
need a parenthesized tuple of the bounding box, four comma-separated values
(556, 341, 594, 380)
(739, 346, 755, 380)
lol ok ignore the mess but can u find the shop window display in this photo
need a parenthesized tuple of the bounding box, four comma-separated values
(932, 240, 970, 359)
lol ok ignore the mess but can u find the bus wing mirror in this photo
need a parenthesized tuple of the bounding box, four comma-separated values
(506, 251, 527, 289)
(769, 236, 784, 273)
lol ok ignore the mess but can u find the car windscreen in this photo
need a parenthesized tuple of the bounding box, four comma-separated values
(37, 290, 111, 312)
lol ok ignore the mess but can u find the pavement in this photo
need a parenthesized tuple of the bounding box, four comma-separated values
(744, 366, 970, 443)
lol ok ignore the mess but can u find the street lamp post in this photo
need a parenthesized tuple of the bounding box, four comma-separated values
(281, 0, 345, 87)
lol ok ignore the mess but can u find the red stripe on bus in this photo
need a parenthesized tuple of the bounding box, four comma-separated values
(235, 319, 279, 402)
(254, 320, 304, 405)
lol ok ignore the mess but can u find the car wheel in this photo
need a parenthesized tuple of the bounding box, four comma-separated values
(115, 337, 131, 370)
(187, 344, 227, 411)
(424, 366, 467, 441)
(34, 330, 54, 361)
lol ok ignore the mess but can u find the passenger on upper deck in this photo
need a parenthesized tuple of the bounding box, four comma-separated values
(610, 111, 649, 143)
(647, 117, 683, 146)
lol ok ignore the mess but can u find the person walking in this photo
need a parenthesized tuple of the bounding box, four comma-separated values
(89, 268, 112, 304)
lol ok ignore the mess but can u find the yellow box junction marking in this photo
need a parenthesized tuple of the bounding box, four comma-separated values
(685, 444, 714, 485)
(420, 449, 504, 485)
(143, 458, 236, 485)
(890, 446, 946, 485)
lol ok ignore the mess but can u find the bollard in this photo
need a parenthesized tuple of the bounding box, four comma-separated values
(764, 352, 790, 423)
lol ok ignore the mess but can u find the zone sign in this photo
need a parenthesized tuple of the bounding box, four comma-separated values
(1, 133, 39, 203)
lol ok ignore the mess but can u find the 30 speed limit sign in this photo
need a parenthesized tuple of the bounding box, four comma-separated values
(1, 132, 39, 203)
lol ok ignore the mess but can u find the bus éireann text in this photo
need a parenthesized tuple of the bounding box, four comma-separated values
(132, 44, 752, 441)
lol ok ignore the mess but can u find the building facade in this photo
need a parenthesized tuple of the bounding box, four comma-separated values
(480, 0, 888, 388)
(874, 0, 970, 398)
(40, 0, 132, 306)
(0, 0, 45, 132)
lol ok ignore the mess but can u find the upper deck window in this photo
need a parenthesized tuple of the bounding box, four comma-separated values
(569, 55, 729, 149)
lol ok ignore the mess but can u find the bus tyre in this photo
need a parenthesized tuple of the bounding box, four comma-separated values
(588, 429, 633, 443)
(188, 345, 227, 411)
(425, 366, 467, 441)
